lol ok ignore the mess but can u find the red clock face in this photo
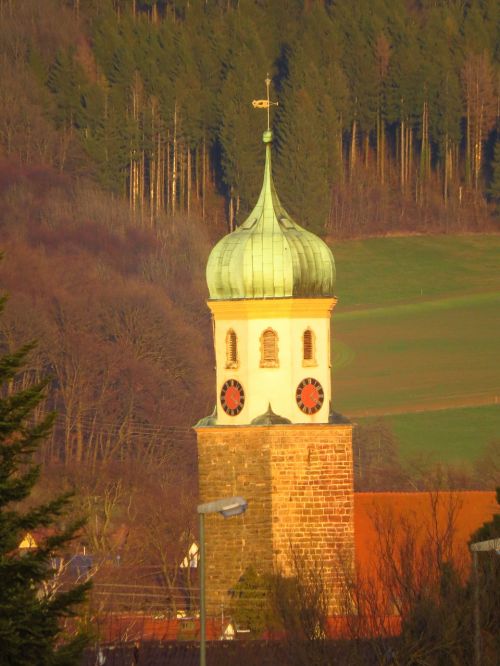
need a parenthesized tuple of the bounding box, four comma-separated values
(296, 377, 324, 415)
(220, 379, 245, 416)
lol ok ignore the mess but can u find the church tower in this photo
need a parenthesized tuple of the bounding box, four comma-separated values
(195, 94, 354, 616)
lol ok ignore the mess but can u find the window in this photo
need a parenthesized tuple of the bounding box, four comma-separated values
(302, 328, 316, 366)
(260, 328, 279, 367)
(225, 329, 239, 368)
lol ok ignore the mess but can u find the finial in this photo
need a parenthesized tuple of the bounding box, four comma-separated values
(252, 73, 278, 132)
(265, 74, 271, 130)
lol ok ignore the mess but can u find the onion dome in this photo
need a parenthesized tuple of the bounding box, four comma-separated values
(206, 129, 335, 300)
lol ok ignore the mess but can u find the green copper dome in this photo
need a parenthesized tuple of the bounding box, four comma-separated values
(206, 130, 335, 300)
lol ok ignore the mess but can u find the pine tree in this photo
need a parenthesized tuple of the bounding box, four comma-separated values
(421, 5, 462, 202)
(0, 297, 90, 666)
(218, 10, 271, 226)
(284, 3, 348, 186)
(331, 0, 382, 174)
(385, 24, 425, 191)
(82, 94, 131, 194)
(275, 81, 330, 236)
(461, 0, 499, 55)
(47, 50, 87, 130)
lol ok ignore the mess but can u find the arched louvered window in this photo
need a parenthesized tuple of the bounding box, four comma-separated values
(260, 328, 279, 368)
(225, 329, 239, 368)
(302, 328, 316, 366)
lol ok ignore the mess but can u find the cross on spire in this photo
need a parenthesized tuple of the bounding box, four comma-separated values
(252, 74, 278, 130)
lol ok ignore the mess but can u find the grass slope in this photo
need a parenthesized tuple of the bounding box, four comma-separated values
(333, 234, 500, 308)
(333, 292, 499, 413)
(382, 405, 500, 464)
(329, 235, 500, 462)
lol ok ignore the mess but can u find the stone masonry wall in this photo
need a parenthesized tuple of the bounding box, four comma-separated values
(196, 426, 274, 616)
(196, 424, 354, 616)
(269, 425, 354, 611)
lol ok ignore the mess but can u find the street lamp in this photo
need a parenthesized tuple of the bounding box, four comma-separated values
(197, 496, 248, 666)
(470, 537, 500, 666)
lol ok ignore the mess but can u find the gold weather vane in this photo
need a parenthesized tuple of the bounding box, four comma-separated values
(252, 74, 278, 130)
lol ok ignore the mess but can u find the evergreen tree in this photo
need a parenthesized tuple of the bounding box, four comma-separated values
(421, 5, 462, 200)
(91, 8, 123, 85)
(82, 94, 131, 193)
(0, 297, 89, 666)
(331, 0, 382, 166)
(285, 4, 348, 185)
(461, 0, 500, 55)
(47, 50, 87, 130)
(218, 10, 272, 224)
(230, 565, 277, 638)
(275, 81, 330, 236)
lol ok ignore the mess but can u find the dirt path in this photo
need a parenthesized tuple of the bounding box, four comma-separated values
(348, 391, 500, 418)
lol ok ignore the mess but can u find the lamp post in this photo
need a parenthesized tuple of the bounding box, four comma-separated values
(197, 497, 248, 666)
(469, 537, 500, 666)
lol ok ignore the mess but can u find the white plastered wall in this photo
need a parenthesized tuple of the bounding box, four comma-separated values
(211, 299, 335, 425)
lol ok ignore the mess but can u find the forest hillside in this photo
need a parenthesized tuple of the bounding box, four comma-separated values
(1, 0, 500, 234)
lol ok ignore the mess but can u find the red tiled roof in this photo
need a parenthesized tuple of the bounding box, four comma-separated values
(351, 490, 497, 636)
(354, 490, 498, 577)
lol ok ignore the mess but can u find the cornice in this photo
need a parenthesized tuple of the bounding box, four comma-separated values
(207, 297, 338, 320)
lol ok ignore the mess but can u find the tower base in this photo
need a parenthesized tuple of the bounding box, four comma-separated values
(196, 423, 354, 616)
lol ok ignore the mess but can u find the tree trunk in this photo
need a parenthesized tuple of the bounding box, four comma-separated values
(129, 158, 134, 210)
(407, 125, 412, 187)
(166, 130, 171, 215)
(420, 100, 430, 203)
(179, 141, 185, 213)
(202, 133, 206, 222)
(76, 414, 84, 464)
(172, 103, 177, 218)
(194, 145, 199, 202)
(380, 120, 385, 185)
(187, 145, 191, 218)
(474, 93, 486, 193)
(156, 130, 162, 216)
(400, 118, 405, 190)
(350, 118, 357, 181)
(140, 150, 145, 225)
(150, 136, 155, 227)
(466, 99, 471, 188)
(443, 134, 449, 205)
(338, 115, 344, 185)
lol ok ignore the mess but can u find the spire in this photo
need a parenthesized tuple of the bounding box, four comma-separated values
(237, 119, 285, 236)
(241, 77, 287, 235)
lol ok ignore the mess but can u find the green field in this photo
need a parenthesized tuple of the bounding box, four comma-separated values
(333, 235, 500, 308)
(358, 405, 499, 464)
(329, 235, 500, 462)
